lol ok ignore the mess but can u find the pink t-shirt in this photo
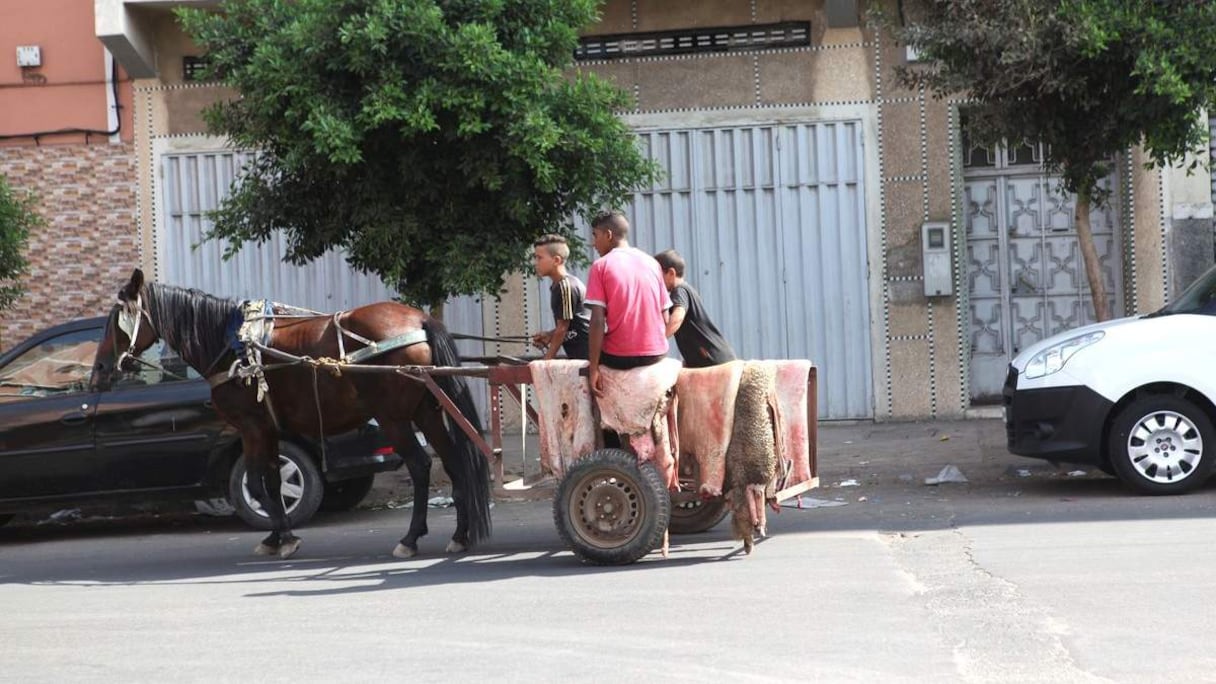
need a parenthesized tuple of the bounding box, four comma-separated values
(585, 246, 671, 357)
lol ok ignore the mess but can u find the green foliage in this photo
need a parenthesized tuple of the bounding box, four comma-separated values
(178, 0, 657, 306)
(890, 0, 1216, 200)
(0, 175, 36, 310)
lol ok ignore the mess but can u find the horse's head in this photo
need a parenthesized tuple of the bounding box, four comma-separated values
(97, 269, 160, 381)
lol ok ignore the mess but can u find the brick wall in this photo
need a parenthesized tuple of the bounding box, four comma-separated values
(0, 143, 139, 349)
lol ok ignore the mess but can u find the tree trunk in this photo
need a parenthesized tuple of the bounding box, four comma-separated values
(1074, 193, 1111, 322)
(429, 301, 445, 322)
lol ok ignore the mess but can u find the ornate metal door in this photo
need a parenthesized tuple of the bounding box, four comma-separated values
(964, 142, 1123, 402)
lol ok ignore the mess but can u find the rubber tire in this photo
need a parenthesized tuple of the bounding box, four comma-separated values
(1108, 395, 1216, 495)
(554, 448, 671, 565)
(320, 474, 376, 512)
(668, 498, 729, 535)
(227, 441, 325, 530)
(667, 457, 728, 534)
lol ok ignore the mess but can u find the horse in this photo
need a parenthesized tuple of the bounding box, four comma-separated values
(96, 269, 491, 559)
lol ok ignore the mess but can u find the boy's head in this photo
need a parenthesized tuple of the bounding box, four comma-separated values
(654, 249, 685, 290)
(532, 234, 570, 278)
(590, 211, 629, 256)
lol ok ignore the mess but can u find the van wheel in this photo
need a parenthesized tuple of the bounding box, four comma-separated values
(228, 441, 324, 529)
(1108, 395, 1216, 495)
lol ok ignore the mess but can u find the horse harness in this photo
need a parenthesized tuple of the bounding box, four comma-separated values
(118, 294, 429, 437)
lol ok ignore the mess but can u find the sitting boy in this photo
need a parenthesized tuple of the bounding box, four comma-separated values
(530, 234, 590, 360)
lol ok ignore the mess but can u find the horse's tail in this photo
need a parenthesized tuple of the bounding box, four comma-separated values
(423, 317, 492, 544)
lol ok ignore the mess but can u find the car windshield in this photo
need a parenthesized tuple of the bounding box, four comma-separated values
(1158, 265, 1216, 316)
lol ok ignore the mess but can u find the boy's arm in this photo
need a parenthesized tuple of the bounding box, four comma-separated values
(665, 306, 686, 337)
(543, 319, 570, 359)
(588, 305, 605, 397)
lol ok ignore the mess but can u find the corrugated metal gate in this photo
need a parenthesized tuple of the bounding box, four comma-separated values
(156, 149, 488, 420)
(532, 122, 873, 419)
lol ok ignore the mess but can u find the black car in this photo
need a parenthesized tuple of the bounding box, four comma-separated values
(0, 317, 403, 528)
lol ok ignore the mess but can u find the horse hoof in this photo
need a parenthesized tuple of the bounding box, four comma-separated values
(444, 540, 467, 554)
(254, 543, 278, 556)
(278, 538, 301, 559)
(392, 543, 417, 559)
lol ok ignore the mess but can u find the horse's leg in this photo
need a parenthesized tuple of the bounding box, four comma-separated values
(414, 405, 471, 554)
(243, 430, 301, 559)
(380, 423, 432, 559)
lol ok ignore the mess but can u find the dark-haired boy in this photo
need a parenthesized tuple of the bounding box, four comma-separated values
(530, 234, 590, 360)
(654, 249, 736, 368)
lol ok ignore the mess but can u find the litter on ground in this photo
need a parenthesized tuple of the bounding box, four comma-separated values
(781, 495, 850, 509)
(924, 464, 968, 485)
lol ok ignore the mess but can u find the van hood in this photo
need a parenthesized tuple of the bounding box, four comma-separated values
(1011, 315, 1142, 370)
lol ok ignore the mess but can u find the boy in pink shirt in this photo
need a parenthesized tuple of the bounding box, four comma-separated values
(585, 211, 671, 397)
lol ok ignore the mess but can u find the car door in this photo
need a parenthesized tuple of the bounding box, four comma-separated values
(91, 340, 225, 491)
(0, 326, 103, 500)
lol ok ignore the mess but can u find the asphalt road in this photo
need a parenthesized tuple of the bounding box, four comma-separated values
(3, 466, 1216, 683)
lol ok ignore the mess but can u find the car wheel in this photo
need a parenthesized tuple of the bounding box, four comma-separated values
(320, 475, 376, 512)
(227, 441, 324, 530)
(1108, 395, 1216, 495)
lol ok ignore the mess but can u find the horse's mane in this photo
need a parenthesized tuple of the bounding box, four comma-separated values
(142, 283, 239, 374)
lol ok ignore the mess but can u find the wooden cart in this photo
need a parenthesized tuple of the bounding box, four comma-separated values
(411, 358, 819, 565)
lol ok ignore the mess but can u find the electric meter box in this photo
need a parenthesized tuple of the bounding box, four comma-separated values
(922, 222, 953, 297)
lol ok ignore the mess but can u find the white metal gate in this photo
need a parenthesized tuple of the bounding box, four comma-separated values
(156, 149, 489, 419)
(964, 142, 1123, 402)
(534, 122, 873, 419)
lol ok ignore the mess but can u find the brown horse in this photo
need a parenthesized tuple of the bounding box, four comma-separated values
(96, 269, 491, 559)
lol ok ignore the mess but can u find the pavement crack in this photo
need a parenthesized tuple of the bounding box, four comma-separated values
(881, 528, 1110, 684)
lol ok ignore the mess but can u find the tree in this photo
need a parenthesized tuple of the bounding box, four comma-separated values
(889, 0, 1216, 321)
(0, 174, 36, 310)
(178, 0, 656, 307)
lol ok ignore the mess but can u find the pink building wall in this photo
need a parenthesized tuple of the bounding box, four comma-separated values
(0, 0, 134, 145)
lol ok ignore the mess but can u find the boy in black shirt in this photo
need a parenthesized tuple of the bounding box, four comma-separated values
(655, 249, 736, 368)
(530, 234, 590, 359)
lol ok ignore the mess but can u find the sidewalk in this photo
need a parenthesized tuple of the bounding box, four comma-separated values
(363, 416, 1103, 509)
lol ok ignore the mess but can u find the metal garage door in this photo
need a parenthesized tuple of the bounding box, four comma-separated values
(156, 150, 489, 419)
(535, 122, 873, 419)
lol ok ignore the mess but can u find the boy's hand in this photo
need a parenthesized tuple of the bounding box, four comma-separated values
(531, 331, 550, 349)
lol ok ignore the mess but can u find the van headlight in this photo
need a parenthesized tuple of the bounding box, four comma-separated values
(1024, 331, 1104, 379)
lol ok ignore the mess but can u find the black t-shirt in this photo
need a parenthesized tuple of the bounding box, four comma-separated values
(670, 282, 735, 368)
(550, 274, 590, 359)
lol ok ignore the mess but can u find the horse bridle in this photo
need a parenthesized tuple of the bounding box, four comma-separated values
(114, 293, 184, 380)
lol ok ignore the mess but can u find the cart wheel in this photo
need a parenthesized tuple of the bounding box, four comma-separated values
(668, 458, 729, 535)
(554, 448, 671, 565)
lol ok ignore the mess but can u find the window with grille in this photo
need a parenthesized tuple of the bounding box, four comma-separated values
(182, 56, 210, 82)
(575, 21, 811, 61)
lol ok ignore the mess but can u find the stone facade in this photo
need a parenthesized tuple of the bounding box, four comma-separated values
(0, 144, 139, 347)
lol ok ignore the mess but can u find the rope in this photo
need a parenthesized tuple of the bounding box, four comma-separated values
(116, 353, 191, 382)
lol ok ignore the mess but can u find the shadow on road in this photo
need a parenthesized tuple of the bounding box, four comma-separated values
(2, 466, 1215, 592)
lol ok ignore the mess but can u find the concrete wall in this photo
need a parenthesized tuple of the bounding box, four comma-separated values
(562, 0, 968, 418)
